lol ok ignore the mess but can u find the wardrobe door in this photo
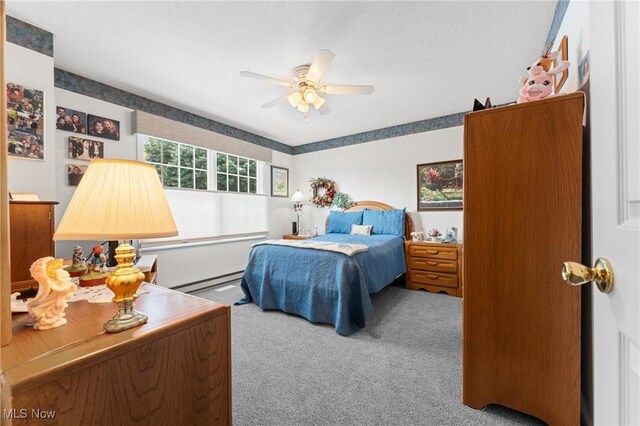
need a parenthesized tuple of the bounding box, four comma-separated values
(463, 93, 584, 425)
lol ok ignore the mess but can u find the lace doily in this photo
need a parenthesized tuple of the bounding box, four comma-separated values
(11, 282, 151, 312)
(69, 283, 150, 304)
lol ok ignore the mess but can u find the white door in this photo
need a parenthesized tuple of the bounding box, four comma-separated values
(590, 1, 639, 425)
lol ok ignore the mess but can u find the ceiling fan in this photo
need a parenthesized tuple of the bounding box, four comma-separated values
(240, 50, 374, 118)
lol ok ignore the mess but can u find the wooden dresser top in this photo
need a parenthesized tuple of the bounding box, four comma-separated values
(1, 285, 228, 393)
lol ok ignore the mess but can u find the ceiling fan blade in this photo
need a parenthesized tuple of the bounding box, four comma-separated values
(240, 71, 292, 88)
(261, 94, 290, 108)
(306, 50, 336, 85)
(320, 85, 375, 95)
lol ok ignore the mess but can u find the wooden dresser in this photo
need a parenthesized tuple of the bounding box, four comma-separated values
(404, 241, 463, 297)
(9, 201, 57, 293)
(463, 93, 584, 425)
(1, 285, 231, 425)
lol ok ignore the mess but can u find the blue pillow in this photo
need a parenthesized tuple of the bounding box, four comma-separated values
(327, 211, 363, 234)
(362, 208, 406, 236)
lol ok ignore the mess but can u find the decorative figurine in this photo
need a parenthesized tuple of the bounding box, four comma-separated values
(79, 245, 109, 287)
(410, 229, 426, 242)
(27, 257, 77, 330)
(64, 244, 87, 277)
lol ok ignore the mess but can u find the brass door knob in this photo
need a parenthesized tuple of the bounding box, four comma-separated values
(561, 257, 614, 294)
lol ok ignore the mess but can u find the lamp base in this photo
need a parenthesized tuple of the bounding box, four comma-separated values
(104, 299, 148, 333)
(104, 242, 147, 333)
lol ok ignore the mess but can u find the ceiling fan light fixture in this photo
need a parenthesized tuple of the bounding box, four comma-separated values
(312, 95, 325, 110)
(297, 100, 309, 113)
(288, 92, 302, 107)
(303, 87, 317, 103)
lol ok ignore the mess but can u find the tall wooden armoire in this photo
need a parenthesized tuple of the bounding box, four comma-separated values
(463, 93, 584, 425)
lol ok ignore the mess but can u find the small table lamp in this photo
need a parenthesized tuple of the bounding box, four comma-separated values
(54, 159, 177, 333)
(290, 190, 305, 235)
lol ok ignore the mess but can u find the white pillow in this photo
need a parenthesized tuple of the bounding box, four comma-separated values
(350, 224, 373, 236)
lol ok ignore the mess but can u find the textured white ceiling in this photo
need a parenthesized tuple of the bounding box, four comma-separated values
(6, 1, 556, 147)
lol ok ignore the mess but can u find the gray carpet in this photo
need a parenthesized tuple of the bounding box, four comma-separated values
(191, 282, 543, 426)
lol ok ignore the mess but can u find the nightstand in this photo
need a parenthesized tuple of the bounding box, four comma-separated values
(404, 241, 463, 297)
(282, 234, 312, 240)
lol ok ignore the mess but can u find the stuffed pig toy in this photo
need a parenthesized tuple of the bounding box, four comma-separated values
(517, 58, 570, 104)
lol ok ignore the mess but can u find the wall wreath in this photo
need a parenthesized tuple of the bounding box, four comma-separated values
(309, 177, 336, 207)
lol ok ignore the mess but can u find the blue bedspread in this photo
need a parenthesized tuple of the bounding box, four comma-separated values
(236, 233, 406, 335)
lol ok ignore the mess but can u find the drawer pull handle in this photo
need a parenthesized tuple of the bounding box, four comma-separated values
(426, 250, 439, 254)
(426, 261, 439, 266)
(426, 274, 439, 280)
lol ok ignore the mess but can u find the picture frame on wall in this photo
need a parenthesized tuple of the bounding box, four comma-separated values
(68, 164, 88, 186)
(417, 160, 463, 211)
(68, 136, 104, 161)
(56, 106, 87, 134)
(6, 82, 45, 160)
(87, 114, 120, 141)
(270, 165, 289, 197)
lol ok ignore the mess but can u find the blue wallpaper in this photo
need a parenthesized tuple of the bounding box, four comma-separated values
(545, 0, 571, 49)
(293, 112, 466, 155)
(6, 16, 54, 57)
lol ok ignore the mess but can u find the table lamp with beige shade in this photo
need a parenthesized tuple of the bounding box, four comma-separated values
(54, 159, 177, 333)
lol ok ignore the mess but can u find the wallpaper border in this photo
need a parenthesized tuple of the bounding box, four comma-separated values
(6, 16, 54, 58)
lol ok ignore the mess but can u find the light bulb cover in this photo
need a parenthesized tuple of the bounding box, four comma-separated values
(303, 88, 317, 103)
(297, 100, 309, 113)
(312, 95, 325, 110)
(288, 92, 302, 107)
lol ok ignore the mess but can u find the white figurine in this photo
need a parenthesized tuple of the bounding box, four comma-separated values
(27, 257, 77, 330)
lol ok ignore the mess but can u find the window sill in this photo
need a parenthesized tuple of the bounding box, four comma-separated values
(141, 234, 267, 252)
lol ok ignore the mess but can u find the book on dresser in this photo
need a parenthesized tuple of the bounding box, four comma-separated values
(404, 241, 463, 297)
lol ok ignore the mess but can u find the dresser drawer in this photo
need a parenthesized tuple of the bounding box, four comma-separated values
(409, 245, 457, 260)
(409, 257, 457, 273)
(409, 270, 458, 288)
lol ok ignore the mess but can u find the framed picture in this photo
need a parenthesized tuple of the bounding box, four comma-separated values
(6, 82, 45, 160)
(68, 136, 104, 161)
(417, 160, 463, 211)
(553, 35, 569, 93)
(56, 106, 87, 134)
(270, 165, 289, 197)
(68, 163, 88, 186)
(87, 114, 120, 140)
(578, 50, 590, 87)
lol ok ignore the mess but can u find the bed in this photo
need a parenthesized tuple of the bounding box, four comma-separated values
(236, 201, 413, 335)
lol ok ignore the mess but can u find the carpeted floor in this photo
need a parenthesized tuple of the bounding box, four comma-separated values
(191, 282, 543, 426)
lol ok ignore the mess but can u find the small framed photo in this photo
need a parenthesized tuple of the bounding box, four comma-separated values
(68, 163, 88, 186)
(68, 136, 104, 161)
(270, 165, 289, 197)
(87, 114, 120, 140)
(56, 106, 87, 134)
(417, 160, 463, 211)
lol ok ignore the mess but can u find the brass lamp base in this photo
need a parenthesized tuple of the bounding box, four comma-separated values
(104, 300, 148, 333)
(104, 242, 147, 333)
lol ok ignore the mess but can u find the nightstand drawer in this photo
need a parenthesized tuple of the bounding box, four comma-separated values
(409, 257, 457, 273)
(409, 245, 457, 260)
(409, 270, 458, 288)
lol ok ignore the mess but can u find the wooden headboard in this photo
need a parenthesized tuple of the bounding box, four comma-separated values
(324, 201, 414, 239)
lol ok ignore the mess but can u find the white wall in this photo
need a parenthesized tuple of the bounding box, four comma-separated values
(6, 43, 55, 200)
(293, 126, 464, 240)
(556, 2, 590, 93)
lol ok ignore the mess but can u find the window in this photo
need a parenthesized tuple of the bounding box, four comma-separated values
(144, 137, 208, 190)
(216, 153, 257, 194)
(139, 135, 268, 247)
